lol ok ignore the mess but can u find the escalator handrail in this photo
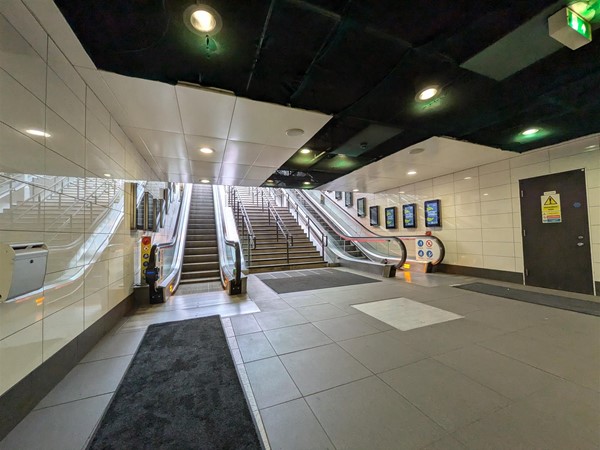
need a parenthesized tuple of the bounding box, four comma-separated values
(154, 185, 191, 291)
(301, 190, 445, 265)
(213, 185, 243, 290)
(231, 188, 256, 250)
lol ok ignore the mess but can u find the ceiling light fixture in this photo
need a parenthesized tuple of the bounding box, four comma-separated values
(409, 147, 425, 155)
(521, 127, 540, 136)
(303, 181, 311, 185)
(267, 179, 274, 183)
(416, 86, 440, 102)
(200, 179, 210, 184)
(398, 191, 405, 194)
(286, 128, 304, 137)
(184, 4, 222, 36)
(199, 147, 214, 154)
(300, 148, 311, 154)
(103, 173, 111, 177)
(584, 144, 598, 151)
(26, 129, 50, 137)
(353, 188, 359, 192)
(407, 170, 417, 175)
(464, 176, 472, 180)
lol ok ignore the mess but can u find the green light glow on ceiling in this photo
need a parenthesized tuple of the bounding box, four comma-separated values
(514, 127, 551, 142)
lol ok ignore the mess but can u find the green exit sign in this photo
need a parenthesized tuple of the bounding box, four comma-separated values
(567, 8, 591, 40)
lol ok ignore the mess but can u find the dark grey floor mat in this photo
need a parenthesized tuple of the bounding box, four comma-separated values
(88, 316, 261, 450)
(258, 269, 381, 294)
(455, 283, 600, 316)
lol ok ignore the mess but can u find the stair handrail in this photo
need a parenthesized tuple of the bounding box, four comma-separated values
(3, 176, 73, 221)
(266, 187, 330, 258)
(230, 187, 256, 263)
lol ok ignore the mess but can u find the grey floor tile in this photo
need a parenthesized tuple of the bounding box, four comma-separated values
(252, 298, 291, 312)
(453, 401, 598, 450)
(264, 323, 332, 355)
(313, 315, 380, 342)
(245, 357, 301, 409)
(338, 331, 427, 373)
(236, 332, 277, 362)
(352, 311, 396, 331)
(81, 330, 144, 363)
(296, 303, 348, 322)
(261, 399, 334, 450)
(380, 358, 509, 432)
(306, 376, 445, 450)
(279, 343, 371, 395)
(479, 332, 600, 390)
(281, 293, 327, 308)
(230, 314, 262, 335)
(426, 294, 501, 315)
(389, 318, 506, 356)
(35, 356, 132, 409)
(0, 394, 111, 450)
(422, 435, 467, 450)
(434, 345, 560, 400)
(465, 302, 560, 332)
(254, 309, 308, 331)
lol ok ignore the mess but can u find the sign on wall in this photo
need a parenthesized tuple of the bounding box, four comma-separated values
(541, 191, 562, 223)
(424, 199, 441, 227)
(415, 238, 441, 262)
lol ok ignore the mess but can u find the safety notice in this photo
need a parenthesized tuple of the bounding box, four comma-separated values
(541, 191, 561, 223)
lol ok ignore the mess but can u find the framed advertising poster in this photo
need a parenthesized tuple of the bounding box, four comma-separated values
(357, 197, 366, 217)
(335, 191, 342, 200)
(385, 207, 397, 229)
(344, 192, 353, 207)
(424, 199, 441, 227)
(402, 203, 416, 228)
(369, 205, 380, 226)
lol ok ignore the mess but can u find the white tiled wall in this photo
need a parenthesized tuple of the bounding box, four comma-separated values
(328, 135, 600, 282)
(0, 4, 162, 395)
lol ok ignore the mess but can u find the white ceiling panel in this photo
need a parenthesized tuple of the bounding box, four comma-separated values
(254, 145, 297, 168)
(238, 179, 268, 187)
(176, 84, 236, 138)
(228, 97, 331, 148)
(190, 161, 221, 178)
(185, 134, 226, 163)
(320, 137, 513, 193)
(101, 72, 182, 133)
(217, 177, 244, 186)
(166, 173, 192, 183)
(154, 156, 191, 174)
(245, 165, 275, 181)
(219, 163, 250, 179)
(222, 141, 263, 165)
(129, 128, 187, 159)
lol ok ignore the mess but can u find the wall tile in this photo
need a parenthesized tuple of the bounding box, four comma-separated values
(482, 228, 513, 242)
(510, 149, 549, 168)
(483, 241, 515, 257)
(48, 39, 85, 103)
(45, 108, 85, 167)
(86, 88, 110, 128)
(0, 1, 47, 61)
(0, 321, 43, 396)
(0, 291, 42, 341)
(42, 299, 83, 360)
(43, 267, 84, 317)
(481, 213, 513, 229)
(84, 286, 108, 329)
(479, 160, 510, 175)
(483, 255, 516, 272)
(480, 198, 513, 215)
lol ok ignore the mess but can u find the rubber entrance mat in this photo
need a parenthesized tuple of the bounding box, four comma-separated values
(455, 283, 600, 316)
(88, 316, 261, 449)
(258, 269, 381, 294)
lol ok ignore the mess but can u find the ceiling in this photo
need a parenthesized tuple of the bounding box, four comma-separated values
(50, 0, 600, 188)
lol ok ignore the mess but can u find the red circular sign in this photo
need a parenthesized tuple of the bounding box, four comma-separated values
(142, 236, 151, 245)
(426, 240, 433, 247)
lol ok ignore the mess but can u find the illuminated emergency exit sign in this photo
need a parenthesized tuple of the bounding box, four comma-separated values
(567, 8, 591, 40)
(549, 7, 592, 50)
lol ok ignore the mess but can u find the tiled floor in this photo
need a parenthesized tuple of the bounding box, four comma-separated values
(2, 268, 599, 450)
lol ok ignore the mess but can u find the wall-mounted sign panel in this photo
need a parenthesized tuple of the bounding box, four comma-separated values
(385, 207, 397, 229)
(369, 205, 380, 226)
(424, 199, 441, 227)
(402, 204, 416, 228)
(541, 191, 562, 223)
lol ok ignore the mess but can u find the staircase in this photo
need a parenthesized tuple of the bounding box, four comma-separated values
(234, 189, 327, 273)
(181, 185, 220, 284)
(296, 192, 367, 260)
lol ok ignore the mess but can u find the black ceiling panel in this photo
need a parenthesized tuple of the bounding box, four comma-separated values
(54, 0, 600, 187)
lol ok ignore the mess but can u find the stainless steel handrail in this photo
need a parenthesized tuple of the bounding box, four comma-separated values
(230, 187, 256, 264)
(213, 186, 244, 293)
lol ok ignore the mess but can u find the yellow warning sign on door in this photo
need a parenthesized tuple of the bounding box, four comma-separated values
(541, 191, 561, 223)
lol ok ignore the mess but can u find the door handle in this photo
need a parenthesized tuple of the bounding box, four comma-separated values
(577, 242, 584, 247)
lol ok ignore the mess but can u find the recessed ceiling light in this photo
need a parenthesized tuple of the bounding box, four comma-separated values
(184, 5, 222, 36)
(300, 148, 311, 154)
(584, 144, 598, 151)
(483, 193, 489, 196)
(200, 179, 210, 184)
(352, 188, 359, 192)
(521, 128, 540, 136)
(103, 173, 111, 177)
(267, 179, 274, 183)
(303, 181, 311, 185)
(407, 170, 417, 175)
(26, 129, 50, 137)
(416, 86, 440, 102)
(464, 176, 472, 180)
(409, 147, 425, 155)
(398, 191, 405, 194)
(286, 128, 304, 137)
(199, 147, 214, 154)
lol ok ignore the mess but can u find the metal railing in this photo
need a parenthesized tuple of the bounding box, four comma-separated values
(228, 187, 256, 264)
